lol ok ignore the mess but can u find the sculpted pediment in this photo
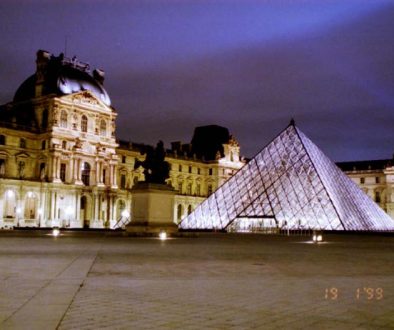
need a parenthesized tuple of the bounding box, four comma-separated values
(60, 90, 111, 111)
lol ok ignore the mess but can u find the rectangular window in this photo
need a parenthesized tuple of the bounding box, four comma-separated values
(179, 165, 182, 172)
(103, 169, 106, 184)
(375, 191, 381, 203)
(375, 177, 380, 184)
(209, 168, 213, 176)
(120, 174, 126, 189)
(0, 159, 5, 177)
(189, 166, 192, 173)
(197, 168, 200, 175)
(122, 156, 126, 163)
(207, 184, 213, 195)
(360, 177, 365, 184)
(60, 163, 66, 182)
(196, 184, 201, 196)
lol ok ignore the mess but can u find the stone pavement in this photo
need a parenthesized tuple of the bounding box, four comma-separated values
(0, 231, 393, 329)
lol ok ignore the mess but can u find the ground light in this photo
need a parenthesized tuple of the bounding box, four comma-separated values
(159, 231, 167, 240)
(312, 232, 323, 243)
(52, 227, 60, 237)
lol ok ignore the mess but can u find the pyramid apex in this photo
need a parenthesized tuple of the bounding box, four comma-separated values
(289, 118, 295, 126)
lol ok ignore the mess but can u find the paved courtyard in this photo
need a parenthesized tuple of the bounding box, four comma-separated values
(0, 231, 393, 330)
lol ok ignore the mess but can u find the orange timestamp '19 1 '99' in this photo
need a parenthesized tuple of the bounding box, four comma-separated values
(324, 287, 383, 300)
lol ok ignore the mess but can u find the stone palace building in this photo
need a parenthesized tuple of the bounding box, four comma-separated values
(0, 50, 392, 229)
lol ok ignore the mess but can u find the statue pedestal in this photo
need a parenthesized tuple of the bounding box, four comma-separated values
(126, 182, 178, 236)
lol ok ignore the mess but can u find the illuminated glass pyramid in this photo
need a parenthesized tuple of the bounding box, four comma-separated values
(180, 121, 394, 231)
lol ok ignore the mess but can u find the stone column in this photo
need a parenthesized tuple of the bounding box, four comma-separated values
(56, 157, 61, 180)
(96, 161, 100, 185)
(76, 192, 81, 222)
(108, 194, 113, 227)
(94, 193, 99, 222)
(70, 156, 74, 182)
(77, 159, 82, 181)
(50, 191, 56, 225)
(109, 165, 113, 187)
(113, 164, 118, 188)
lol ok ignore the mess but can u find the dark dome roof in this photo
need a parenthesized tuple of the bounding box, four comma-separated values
(13, 55, 111, 106)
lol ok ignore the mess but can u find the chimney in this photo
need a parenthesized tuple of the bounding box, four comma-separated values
(35, 50, 51, 97)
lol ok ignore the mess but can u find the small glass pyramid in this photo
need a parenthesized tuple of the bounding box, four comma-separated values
(180, 121, 394, 231)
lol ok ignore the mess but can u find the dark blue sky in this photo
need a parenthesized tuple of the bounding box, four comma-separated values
(0, 0, 393, 161)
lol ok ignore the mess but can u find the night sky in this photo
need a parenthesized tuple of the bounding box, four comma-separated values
(0, 0, 393, 161)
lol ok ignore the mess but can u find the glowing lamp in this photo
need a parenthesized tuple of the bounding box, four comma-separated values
(312, 234, 323, 243)
(159, 231, 167, 240)
(121, 210, 130, 218)
(52, 228, 60, 237)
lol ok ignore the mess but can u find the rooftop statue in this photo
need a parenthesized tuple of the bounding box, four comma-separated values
(134, 140, 170, 185)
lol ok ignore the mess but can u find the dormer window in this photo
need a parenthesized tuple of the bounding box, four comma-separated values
(81, 115, 88, 132)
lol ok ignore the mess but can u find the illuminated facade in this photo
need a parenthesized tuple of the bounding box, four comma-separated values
(337, 159, 394, 221)
(0, 50, 243, 229)
(180, 122, 394, 231)
(0, 50, 392, 230)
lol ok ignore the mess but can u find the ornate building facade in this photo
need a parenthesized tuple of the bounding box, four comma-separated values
(337, 159, 394, 220)
(0, 50, 392, 229)
(0, 50, 244, 229)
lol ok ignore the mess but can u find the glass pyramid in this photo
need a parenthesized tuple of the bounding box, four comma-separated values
(180, 122, 394, 231)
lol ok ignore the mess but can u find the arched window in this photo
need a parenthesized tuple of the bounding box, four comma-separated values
(100, 120, 106, 136)
(0, 135, 5, 145)
(81, 115, 88, 133)
(81, 162, 91, 186)
(62, 141, 67, 149)
(60, 111, 68, 128)
(177, 204, 183, 222)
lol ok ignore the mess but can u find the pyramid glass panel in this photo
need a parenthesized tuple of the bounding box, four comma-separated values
(180, 123, 394, 231)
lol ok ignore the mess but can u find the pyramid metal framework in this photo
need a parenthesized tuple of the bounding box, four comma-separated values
(180, 123, 394, 231)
